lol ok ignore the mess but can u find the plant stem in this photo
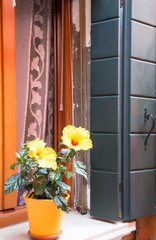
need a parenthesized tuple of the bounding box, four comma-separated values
(62, 157, 73, 180)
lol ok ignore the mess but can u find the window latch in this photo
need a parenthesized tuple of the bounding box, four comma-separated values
(144, 107, 156, 151)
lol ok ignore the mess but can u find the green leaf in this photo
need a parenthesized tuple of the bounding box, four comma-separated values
(38, 169, 48, 174)
(65, 171, 74, 179)
(69, 149, 76, 158)
(22, 178, 29, 185)
(62, 166, 67, 171)
(54, 195, 68, 212)
(56, 157, 68, 163)
(35, 168, 48, 177)
(22, 143, 28, 148)
(61, 149, 71, 156)
(49, 171, 60, 182)
(20, 148, 28, 157)
(30, 162, 39, 168)
(49, 172, 55, 181)
(56, 181, 71, 191)
(55, 171, 61, 180)
(45, 186, 54, 199)
(24, 183, 33, 194)
(58, 142, 64, 148)
(74, 161, 87, 180)
(33, 176, 47, 195)
(10, 162, 17, 170)
(5, 173, 24, 194)
(56, 152, 61, 156)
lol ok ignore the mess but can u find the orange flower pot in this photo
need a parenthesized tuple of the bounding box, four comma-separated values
(24, 194, 69, 240)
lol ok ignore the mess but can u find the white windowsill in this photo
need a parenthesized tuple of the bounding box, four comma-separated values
(0, 211, 136, 240)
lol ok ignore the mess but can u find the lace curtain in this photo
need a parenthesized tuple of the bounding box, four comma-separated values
(16, 0, 54, 205)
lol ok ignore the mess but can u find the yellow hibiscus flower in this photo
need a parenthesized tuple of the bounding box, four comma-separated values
(61, 125, 93, 151)
(27, 138, 57, 170)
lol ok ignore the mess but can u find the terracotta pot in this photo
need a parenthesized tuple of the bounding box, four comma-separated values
(23, 193, 69, 240)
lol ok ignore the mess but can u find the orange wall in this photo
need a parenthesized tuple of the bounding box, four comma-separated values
(0, 0, 4, 211)
(1, 0, 17, 210)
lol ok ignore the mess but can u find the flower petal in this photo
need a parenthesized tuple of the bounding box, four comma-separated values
(39, 147, 57, 170)
(38, 159, 57, 170)
(40, 147, 56, 158)
(61, 125, 92, 151)
(28, 138, 46, 153)
(78, 139, 93, 150)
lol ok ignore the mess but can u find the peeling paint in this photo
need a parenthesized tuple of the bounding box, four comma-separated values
(85, 0, 91, 47)
(72, 0, 80, 32)
(72, 0, 91, 212)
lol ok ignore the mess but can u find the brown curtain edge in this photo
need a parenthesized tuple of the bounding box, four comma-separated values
(53, 0, 73, 207)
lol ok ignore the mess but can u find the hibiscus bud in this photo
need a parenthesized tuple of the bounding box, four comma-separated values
(15, 152, 20, 159)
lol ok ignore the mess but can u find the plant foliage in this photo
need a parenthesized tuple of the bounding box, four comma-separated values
(4, 125, 92, 212)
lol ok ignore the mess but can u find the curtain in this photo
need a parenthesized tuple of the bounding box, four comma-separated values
(15, 0, 54, 206)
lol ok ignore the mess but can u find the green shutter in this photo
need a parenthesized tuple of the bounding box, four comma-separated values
(91, 0, 156, 221)
(91, 0, 121, 221)
(124, 0, 156, 220)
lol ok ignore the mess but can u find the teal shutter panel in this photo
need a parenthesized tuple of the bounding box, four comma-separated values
(124, 0, 156, 220)
(91, 0, 156, 221)
(91, 0, 121, 221)
(91, 58, 119, 96)
(91, 0, 119, 22)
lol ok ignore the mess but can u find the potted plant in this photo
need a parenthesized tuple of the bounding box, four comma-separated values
(4, 125, 92, 240)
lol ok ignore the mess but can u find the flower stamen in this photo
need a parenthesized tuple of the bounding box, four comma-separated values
(71, 139, 79, 146)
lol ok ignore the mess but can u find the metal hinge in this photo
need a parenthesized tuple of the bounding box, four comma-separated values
(119, 182, 122, 192)
(120, 0, 124, 8)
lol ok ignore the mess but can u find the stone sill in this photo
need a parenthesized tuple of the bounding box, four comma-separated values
(0, 211, 136, 240)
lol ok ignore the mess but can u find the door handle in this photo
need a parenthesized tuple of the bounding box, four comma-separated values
(144, 107, 156, 150)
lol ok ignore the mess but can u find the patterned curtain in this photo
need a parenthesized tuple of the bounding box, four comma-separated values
(16, 0, 54, 205)
(23, 0, 54, 146)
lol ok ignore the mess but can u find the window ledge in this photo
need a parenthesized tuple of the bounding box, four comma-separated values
(0, 211, 136, 240)
(61, 212, 136, 240)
